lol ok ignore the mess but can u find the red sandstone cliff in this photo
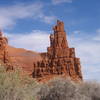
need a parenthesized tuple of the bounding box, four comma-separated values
(7, 46, 42, 73)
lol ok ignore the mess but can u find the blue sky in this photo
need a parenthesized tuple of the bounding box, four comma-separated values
(0, 0, 100, 81)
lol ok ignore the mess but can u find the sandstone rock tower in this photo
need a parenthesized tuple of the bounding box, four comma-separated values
(0, 30, 9, 63)
(32, 20, 83, 81)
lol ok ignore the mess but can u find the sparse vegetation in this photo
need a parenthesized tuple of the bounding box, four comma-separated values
(0, 65, 100, 100)
(38, 78, 100, 100)
(0, 65, 41, 100)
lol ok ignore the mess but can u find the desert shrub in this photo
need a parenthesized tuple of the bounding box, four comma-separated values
(38, 78, 78, 100)
(79, 81, 100, 100)
(38, 78, 100, 100)
(1, 65, 100, 100)
(0, 66, 40, 100)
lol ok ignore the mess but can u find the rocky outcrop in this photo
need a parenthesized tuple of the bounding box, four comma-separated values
(32, 20, 83, 81)
(0, 30, 13, 70)
(0, 30, 9, 63)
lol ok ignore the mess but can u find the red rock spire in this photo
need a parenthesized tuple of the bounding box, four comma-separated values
(32, 20, 83, 82)
(0, 29, 3, 37)
(48, 20, 69, 58)
(53, 20, 65, 32)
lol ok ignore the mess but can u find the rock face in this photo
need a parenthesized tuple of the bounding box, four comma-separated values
(0, 30, 14, 70)
(32, 20, 83, 81)
(0, 30, 9, 63)
(7, 46, 43, 73)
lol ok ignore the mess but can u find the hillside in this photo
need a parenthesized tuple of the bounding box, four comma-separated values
(7, 46, 42, 74)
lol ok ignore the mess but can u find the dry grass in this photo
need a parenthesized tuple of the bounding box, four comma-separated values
(0, 66, 41, 100)
(0, 65, 100, 100)
(38, 78, 100, 100)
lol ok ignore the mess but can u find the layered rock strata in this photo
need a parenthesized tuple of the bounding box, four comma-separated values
(32, 20, 83, 81)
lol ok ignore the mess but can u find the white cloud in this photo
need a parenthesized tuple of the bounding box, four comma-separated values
(0, 3, 56, 29)
(43, 16, 57, 24)
(93, 29, 100, 41)
(5, 29, 100, 81)
(5, 30, 50, 52)
(72, 30, 81, 34)
(52, 0, 72, 5)
(68, 30, 100, 81)
(37, 13, 57, 24)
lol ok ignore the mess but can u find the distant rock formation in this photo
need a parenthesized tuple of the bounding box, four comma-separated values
(0, 30, 9, 63)
(32, 20, 83, 81)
